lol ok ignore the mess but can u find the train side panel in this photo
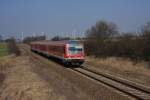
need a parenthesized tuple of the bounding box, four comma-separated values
(47, 44, 65, 59)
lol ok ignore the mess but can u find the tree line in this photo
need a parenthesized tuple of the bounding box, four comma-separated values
(23, 35, 46, 44)
(85, 21, 150, 61)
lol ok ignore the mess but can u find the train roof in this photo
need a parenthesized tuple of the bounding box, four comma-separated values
(31, 40, 83, 45)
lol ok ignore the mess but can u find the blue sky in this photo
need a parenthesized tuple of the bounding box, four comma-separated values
(0, 0, 150, 39)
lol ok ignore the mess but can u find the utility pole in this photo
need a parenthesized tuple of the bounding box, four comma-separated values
(73, 29, 76, 40)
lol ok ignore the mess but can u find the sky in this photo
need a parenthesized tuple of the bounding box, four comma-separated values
(0, 0, 150, 39)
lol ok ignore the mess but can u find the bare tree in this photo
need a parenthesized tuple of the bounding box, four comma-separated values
(141, 22, 150, 60)
(85, 20, 118, 57)
(87, 20, 118, 40)
(51, 36, 61, 41)
(141, 22, 150, 40)
(51, 36, 71, 41)
(23, 35, 46, 44)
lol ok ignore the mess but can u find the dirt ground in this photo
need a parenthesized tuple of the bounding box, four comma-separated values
(85, 56, 150, 86)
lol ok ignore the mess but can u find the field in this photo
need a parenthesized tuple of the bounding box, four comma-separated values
(85, 56, 150, 86)
(0, 42, 8, 57)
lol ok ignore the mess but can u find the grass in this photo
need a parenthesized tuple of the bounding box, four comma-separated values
(0, 42, 9, 57)
(85, 56, 150, 86)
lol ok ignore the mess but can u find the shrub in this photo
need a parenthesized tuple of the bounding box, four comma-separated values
(7, 38, 21, 56)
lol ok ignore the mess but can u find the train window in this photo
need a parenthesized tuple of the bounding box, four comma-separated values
(68, 47, 83, 54)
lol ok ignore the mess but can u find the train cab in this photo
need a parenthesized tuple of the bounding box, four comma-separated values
(64, 41, 85, 65)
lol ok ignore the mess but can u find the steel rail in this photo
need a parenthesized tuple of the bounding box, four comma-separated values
(72, 67, 150, 100)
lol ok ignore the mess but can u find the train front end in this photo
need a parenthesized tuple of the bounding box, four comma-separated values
(64, 41, 85, 65)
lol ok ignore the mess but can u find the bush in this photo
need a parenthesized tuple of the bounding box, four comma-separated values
(7, 38, 21, 56)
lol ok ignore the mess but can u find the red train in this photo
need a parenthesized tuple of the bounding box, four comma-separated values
(30, 40, 85, 65)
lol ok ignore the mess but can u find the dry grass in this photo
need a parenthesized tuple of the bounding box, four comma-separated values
(85, 56, 150, 86)
(0, 55, 15, 74)
(0, 55, 65, 100)
(0, 55, 15, 88)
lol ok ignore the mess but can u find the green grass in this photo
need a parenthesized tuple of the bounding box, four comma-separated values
(0, 42, 9, 57)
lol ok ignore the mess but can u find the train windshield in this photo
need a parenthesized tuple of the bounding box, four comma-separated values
(68, 45, 83, 54)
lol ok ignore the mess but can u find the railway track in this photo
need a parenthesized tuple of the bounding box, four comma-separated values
(71, 66, 150, 100)
(21, 45, 150, 99)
